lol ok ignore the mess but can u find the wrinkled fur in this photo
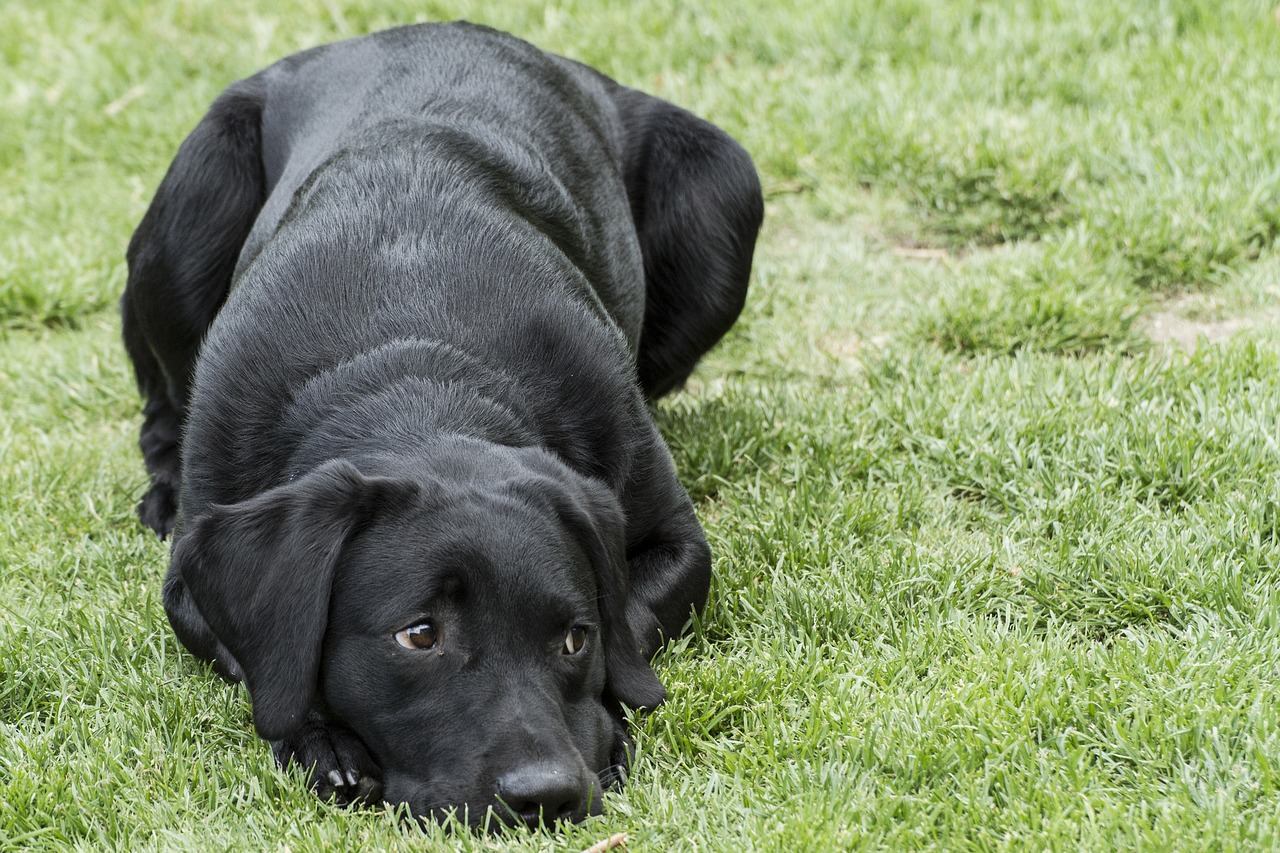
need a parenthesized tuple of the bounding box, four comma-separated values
(122, 22, 761, 826)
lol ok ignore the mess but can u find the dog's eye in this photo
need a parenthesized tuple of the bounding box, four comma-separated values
(563, 626, 586, 655)
(395, 622, 438, 650)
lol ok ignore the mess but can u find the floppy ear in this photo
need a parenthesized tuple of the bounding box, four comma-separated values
(553, 473, 667, 711)
(170, 460, 417, 739)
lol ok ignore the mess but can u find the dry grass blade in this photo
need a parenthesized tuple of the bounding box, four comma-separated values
(581, 832, 628, 853)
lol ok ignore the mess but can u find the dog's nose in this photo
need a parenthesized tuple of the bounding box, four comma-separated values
(495, 761, 591, 825)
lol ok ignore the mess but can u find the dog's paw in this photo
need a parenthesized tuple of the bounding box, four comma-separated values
(271, 718, 384, 806)
(138, 481, 177, 539)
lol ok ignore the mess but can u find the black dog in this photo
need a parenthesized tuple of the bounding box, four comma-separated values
(122, 22, 761, 827)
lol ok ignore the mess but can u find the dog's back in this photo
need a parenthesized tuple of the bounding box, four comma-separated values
(182, 23, 647, 524)
(239, 22, 644, 326)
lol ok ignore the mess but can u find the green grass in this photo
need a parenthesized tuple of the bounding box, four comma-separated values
(4, 0, 1280, 849)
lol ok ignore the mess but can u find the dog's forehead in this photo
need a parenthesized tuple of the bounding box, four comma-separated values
(338, 485, 598, 613)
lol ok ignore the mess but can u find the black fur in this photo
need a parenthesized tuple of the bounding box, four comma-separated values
(122, 22, 761, 827)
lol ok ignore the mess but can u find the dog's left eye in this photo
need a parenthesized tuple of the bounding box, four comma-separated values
(563, 626, 586, 655)
(395, 622, 438, 650)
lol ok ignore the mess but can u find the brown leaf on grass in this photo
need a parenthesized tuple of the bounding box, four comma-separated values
(581, 832, 628, 853)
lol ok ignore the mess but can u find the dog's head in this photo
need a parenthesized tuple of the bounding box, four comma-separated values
(170, 447, 664, 826)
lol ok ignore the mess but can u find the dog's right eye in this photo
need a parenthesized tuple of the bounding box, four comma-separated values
(395, 622, 438, 650)
(563, 626, 587, 655)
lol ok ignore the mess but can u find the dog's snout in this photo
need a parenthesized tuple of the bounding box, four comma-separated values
(496, 761, 594, 825)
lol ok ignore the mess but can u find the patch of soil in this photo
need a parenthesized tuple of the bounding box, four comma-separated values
(1142, 310, 1258, 350)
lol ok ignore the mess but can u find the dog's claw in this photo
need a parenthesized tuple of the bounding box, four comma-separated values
(354, 775, 384, 803)
(271, 716, 383, 808)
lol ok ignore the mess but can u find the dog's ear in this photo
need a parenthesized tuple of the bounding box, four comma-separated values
(551, 472, 667, 711)
(171, 460, 417, 739)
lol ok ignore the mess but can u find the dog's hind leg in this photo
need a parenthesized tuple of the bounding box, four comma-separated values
(612, 89, 764, 399)
(122, 80, 266, 537)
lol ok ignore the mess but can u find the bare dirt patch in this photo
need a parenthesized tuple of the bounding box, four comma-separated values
(1142, 295, 1277, 350)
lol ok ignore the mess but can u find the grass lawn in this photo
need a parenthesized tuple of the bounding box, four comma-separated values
(5, 0, 1280, 848)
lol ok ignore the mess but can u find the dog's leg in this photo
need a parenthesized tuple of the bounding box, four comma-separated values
(612, 89, 764, 399)
(122, 295, 185, 537)
(122, 79, 267, 537)
(621, 435, 714, 659)
(625, 510, 712, 661)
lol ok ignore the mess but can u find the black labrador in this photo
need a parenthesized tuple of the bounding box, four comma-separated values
(122, 21, 761, 828)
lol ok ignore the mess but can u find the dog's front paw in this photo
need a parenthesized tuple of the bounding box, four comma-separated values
(138, 480, 177, 539)
(271, 718, 384, 806)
